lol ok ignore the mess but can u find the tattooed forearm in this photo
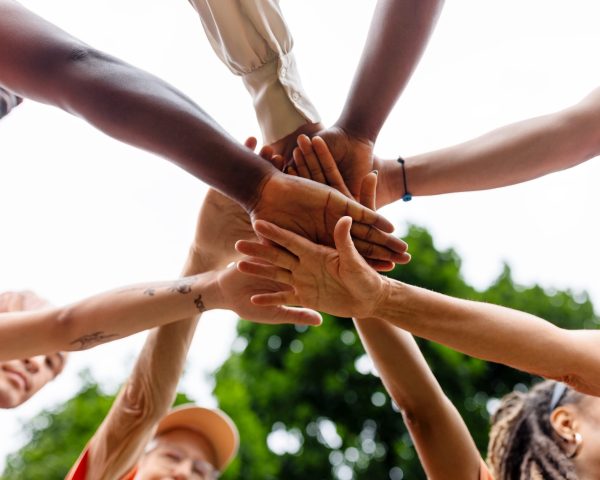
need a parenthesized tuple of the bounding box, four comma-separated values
(194, 294, 206, 313)
(70, 331, 120, 350)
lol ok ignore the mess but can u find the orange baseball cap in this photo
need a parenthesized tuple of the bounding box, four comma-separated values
(154, 404, 239, 471)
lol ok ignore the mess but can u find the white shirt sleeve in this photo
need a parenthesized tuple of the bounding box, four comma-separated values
(188, 0, 321, 143)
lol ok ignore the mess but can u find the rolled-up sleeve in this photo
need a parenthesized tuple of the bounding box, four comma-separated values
(0, 87, 22, 120)
(189, 0, 320, 143)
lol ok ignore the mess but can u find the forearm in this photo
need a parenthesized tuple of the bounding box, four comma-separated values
(354, 317, 480, 478)
(0, 0, 274, 209)
(380, 88, 600, 204)
(376, 280, 595, 388)
(86, 240, 214, 479)
(0, 272, 221, 360)
(336, 0, 443, 142)
(87, 315, 199, 480)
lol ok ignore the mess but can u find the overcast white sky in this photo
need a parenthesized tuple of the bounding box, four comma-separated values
(1, 0, 600, 469)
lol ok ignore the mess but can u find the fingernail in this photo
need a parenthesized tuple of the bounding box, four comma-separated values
(372, 170, 378, 176)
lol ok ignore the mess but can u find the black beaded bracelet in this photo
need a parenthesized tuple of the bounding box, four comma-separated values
(397, 156, 412, 202)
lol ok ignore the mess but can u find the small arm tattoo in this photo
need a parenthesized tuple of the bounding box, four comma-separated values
(194, 294, 206, 313)
(144, 288, 156, 296)
(169, 278, 195, 295)
(70, 331, 120, 349)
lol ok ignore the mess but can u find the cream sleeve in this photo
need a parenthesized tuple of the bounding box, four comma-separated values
(188, 0, 321, 143)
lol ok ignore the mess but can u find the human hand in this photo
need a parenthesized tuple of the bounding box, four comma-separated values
(300, 125, 375, 201)
(250, 171, 409, 264)
(288, 135, 400, 271)
(189, 137, 282, 272)
(0, 290, 52, 312)
(269, 122, 324, 161)
(292, 133, 398, 209)
(215, 264, 322, 326)
(236, 217, 393, 319)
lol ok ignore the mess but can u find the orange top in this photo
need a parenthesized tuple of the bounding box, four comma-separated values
(480, 459, 494, 480)
(65, 448, 137, 480)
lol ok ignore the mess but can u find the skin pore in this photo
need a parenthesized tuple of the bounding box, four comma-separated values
(136, 429, 218, 480)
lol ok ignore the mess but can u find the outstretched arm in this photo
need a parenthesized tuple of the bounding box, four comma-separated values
(236, 218, 600, 396)
(376, 86, 600, 207)
(0, 0, 407, 262)
(68, 164, 321, 479)
(355, 317, 481, 479)
(0, 0, 272, 210)
(312, 0, 443, 198)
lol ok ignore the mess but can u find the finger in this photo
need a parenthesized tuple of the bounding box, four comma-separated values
(350, 222, 407, 256)
(298, 134, 327, 185)
(332, 216, 356, 260)
(234, 239, 298, 270)
(345, 199, 395, 233)
(365, 259, 396, 272)
(351, 237, 409, 263)
(287, 165, 298, 177)
(258, 144, 275, 161)
(311, 136, 353, 198)
(360, 171, 378, 210)
(251, 291, 297, 306)
(270, 154, 285, 171)
(252, 220, 317, 258)
(292, 146, 312, 180)
(237, 260, 293, 285)
(270, 306, 322, 326)
(244, 136, 258, 151)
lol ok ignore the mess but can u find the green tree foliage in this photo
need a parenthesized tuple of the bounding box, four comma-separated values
(214, 225, 598, 480)
(3, 226, 597, 479)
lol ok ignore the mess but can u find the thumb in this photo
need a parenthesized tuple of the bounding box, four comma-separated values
(333, 216, 360, 262)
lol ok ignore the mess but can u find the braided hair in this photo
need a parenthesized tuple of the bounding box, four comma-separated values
(487, 380, 584, 479)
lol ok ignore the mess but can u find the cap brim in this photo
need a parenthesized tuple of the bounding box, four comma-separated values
(155, 405, 239, 471)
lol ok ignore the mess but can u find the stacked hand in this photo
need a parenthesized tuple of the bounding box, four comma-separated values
(235, 135, 407, 319)
(215, 264, 322, 326)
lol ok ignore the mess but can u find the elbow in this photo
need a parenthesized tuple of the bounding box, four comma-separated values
(54, 306, 79, 351)
(36, 43, 118, 106)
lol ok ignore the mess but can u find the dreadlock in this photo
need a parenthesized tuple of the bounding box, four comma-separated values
(487, 380, 583, 480)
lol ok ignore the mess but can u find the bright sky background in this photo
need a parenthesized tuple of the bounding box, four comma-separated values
(2, 0, 600, 469)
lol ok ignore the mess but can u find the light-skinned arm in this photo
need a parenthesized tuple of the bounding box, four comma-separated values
(0, 0, 407, 263)
(271, 146, 483, 478)
(375, 86, 600, 207)
(355, 317, 481, 479)
(236, 217, 600, 397)
(72, 142, 321, 479)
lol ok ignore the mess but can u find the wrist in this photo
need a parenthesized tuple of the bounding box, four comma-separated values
(334, 117, 378, 145)
(193, 270, 224, 311)
(374, 277, 409, 322)
(246, 169, 282, 216)
(367, 275, 395, 319)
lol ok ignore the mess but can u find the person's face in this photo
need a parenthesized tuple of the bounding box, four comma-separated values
(137, 428, 219, 480)
(574, 396, 600, 471)
(0, 352, 66, 408)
